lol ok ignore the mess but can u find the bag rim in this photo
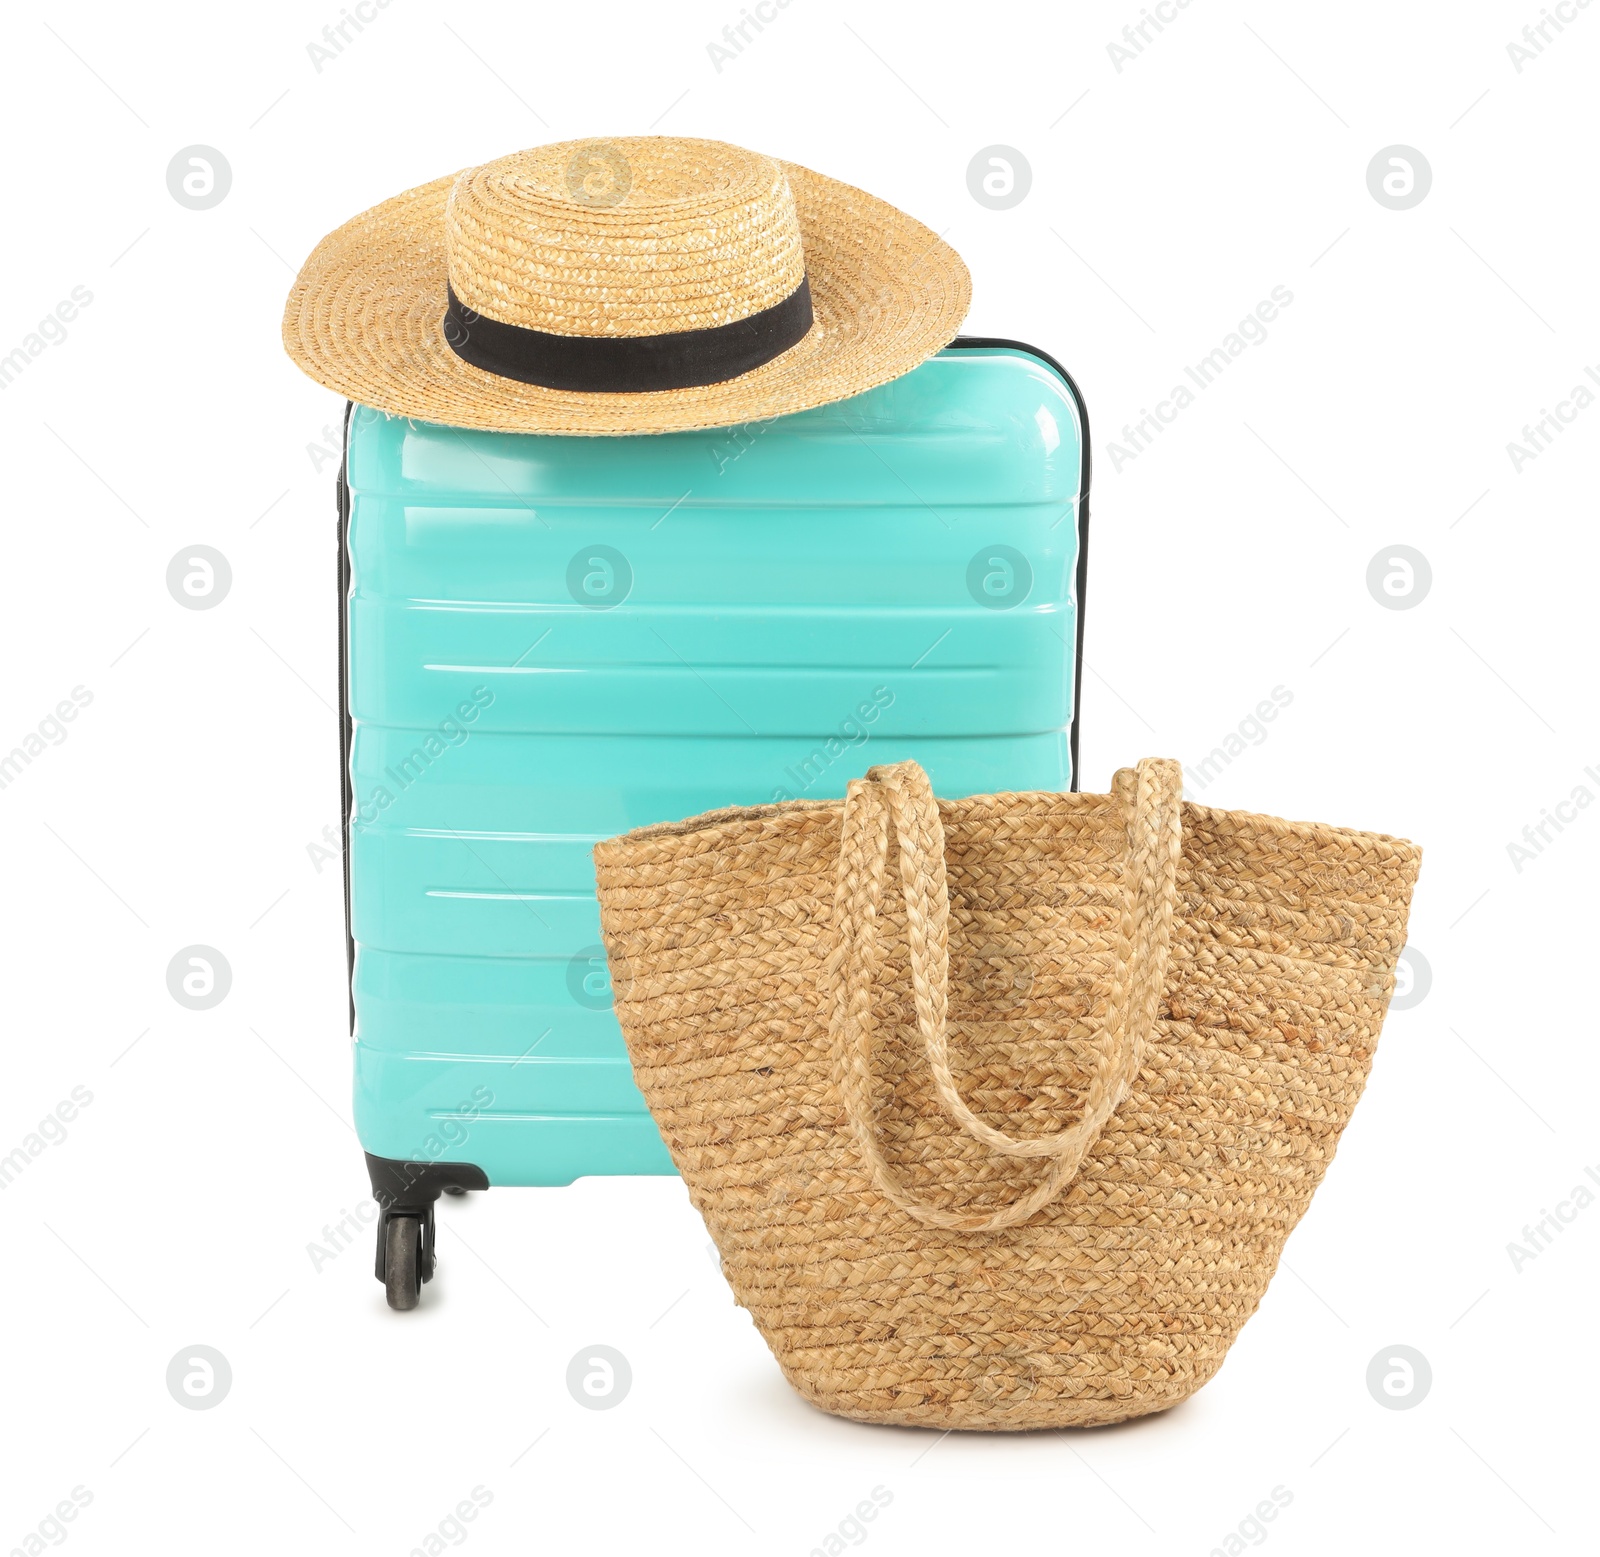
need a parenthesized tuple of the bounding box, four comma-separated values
(595, 781, 1420, 866)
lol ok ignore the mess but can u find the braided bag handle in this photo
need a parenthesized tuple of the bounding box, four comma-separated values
(826, 758, 1184, 1233)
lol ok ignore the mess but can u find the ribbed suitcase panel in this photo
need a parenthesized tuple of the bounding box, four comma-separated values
(346, 346, 1085, 1184)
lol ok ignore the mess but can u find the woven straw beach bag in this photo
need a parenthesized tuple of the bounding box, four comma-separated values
(594, 759, 1421, 1430)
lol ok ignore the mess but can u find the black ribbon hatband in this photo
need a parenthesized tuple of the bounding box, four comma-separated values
(443, 277, 813, 394)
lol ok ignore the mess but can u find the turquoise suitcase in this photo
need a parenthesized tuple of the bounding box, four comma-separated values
(339, 338, 1090, 1306)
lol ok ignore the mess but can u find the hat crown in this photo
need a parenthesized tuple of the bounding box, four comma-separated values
(445, 138, 807, 340)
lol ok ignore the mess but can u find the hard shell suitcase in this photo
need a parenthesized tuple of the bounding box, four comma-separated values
(338, 338, 1091, 1306)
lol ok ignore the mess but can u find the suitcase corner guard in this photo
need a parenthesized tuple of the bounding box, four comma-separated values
(365, 1153, 490, 1311)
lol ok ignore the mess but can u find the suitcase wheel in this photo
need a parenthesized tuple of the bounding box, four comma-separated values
(365, 1154, 487, 1312)
(382, 1214, 425, 1311)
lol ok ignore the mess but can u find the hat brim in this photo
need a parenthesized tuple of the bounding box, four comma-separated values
(281, 161, 970, 436)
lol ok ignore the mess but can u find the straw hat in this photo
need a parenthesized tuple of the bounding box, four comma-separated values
(281, 136, 970, 436)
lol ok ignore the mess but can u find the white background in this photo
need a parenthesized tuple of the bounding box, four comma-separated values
(2, 2, 1595, 1553)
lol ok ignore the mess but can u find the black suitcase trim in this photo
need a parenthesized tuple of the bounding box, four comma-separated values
(337, 400, 356, 1038)
(366, 1152, 491, 1286)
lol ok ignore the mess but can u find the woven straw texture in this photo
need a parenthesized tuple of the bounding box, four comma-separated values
(281, 137, 970, 436)
(594, 759, 1421, 1430)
